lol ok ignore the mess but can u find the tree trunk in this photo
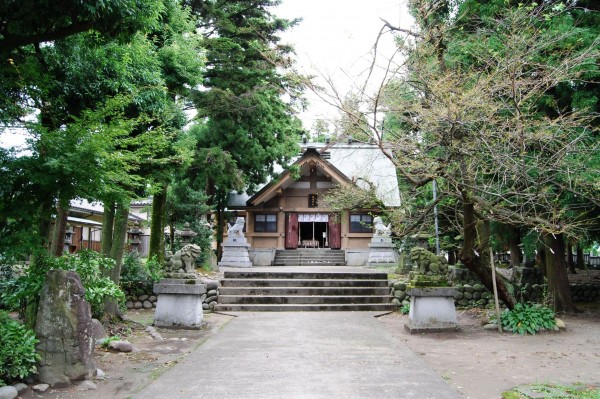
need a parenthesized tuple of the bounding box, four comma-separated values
(37, 197, 54, 249)
(576, 244, 585, 270)
(101, 202, 115, 257)
(103, 202, 129, 320)
(566, 241, 576, 274)
(508, 227, 522, 267)
(544, 233, 579, 313)
(148, 185, 167, 264)
(50, 200, 69, 256)
(459, 196, 516, 309)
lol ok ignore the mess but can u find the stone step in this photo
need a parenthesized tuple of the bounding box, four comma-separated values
(218, 286, 390, 296)
(223, 271, 388, 280)
(218, 295, 392, 305)
(214, 303, 396, 312)
(221, 278, 389, 288)
(272, 261, 346, 266)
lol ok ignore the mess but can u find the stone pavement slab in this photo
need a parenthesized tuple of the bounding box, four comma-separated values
(133, 312, 463, 399)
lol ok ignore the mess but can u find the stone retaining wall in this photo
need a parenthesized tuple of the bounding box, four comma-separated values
(125, 278, 220, 312)
(389, 280, 600, 309)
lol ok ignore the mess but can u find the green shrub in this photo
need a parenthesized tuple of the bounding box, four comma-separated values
(501, 302, 556, 335)
(400, 303, 410, 315)
(0, 311, 39, 386)
(120, 253, 163, 296)
(55, 250, 125, 318)
(0, 250, 125, 319)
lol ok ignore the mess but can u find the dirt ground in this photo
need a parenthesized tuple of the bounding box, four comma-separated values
(19, 312, 235, 399)
(378, 306, 600, 399)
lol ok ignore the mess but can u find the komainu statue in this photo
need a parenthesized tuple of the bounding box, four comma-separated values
(227, 217, 245, 237)
(164, 244, 201, 274)
(373, 216, 392, 237)
(410, 247, 448, 275)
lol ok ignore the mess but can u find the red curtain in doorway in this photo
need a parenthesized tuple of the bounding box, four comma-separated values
(328, 213, 341, 249)
(285, 212, 298, 249)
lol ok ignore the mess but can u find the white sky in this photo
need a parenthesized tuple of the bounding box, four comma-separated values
(0, 1, 414, 148)
(275, 0, 414, 132)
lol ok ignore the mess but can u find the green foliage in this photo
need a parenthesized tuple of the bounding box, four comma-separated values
(0, 250, 124, 319)
(0, 311, 39, 386)
(502, 383, 600, 399)
(100, 335, 121, 349)
(120, 253, 163, 295)
(400, 303, 410, 315)
(500, 302, 556, 335)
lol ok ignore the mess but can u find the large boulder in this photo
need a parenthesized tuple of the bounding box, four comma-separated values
(35, 270, 96, 387)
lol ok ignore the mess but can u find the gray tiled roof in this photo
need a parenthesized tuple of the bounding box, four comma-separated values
(228, 142, 400, 208)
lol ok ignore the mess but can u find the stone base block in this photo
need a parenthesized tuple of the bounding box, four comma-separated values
(154, 294, 204, 329)
(368, 238, 397, 264)
(219, 243, 252, 267)
(154, 279, 207, 329)
(405, 287, 458, 334)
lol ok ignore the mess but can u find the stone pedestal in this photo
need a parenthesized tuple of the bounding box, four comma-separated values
(154, 278, 206, 329)
(405, 287, 458, 334)
(367, 236, 396, 265)
(218, 236, 252, 267)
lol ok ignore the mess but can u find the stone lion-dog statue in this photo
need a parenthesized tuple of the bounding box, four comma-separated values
(373, 216, 391, 236)
(165, 244, 201, 274)
(227, 217, 246, 237)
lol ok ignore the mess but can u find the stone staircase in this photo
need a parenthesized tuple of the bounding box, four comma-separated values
(214, 270, 394, 312)
(272, 249, 346, 266)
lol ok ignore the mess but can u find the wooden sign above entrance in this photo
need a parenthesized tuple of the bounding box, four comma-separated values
(298, 213, 329, 223)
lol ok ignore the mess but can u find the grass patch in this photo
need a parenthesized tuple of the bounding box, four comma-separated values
(502, 383, 600, 399)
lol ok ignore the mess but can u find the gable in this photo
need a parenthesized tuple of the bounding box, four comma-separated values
(247, 148, 352, 207)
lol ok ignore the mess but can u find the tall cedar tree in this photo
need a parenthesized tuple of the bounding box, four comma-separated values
(187, 0, 303, 257)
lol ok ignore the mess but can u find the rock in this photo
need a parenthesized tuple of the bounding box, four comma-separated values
(152, 302, 157, 308)
(473, 284, 485, 292)
(472, 292, 481, 300)
(91, 318, 108, 342)
(463, 284, 474, 293)
(138, 294, 149, 301)
(393, 290, 406, 301)
(148, 295, 157, 302)
(125, 301, 134, 309)
(133, 301, 143, 309)
(463, 292, 473, 300)
(205, 295, 217, 304)
(143, 300, 153, 309)
(12, 383, 27, 393)
(35, 270, 96, 387)
(555, 318, 566, 329)
(457, 299, 469, 306)
(32, 384, 50, 393)
(107, 340, 134, 353)
(454, 292, 464, 300)
(401, 300, 410, 307)
(207, 289, 218, 296)
(391, 298, 401, 306)
(481, 292, 492, 300)
(204, 279, 219, 291)
(483, 323, 500, 331)
(208, 302, 216, 309)
(96, 368, 106, 379)
(393, 282, 407, 291)
(77, 381, 97, 391)
(0, 386, 18, 399)
(145, 326, 164, 340)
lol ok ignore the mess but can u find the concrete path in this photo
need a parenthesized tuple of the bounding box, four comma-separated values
(133, 312, 463, 399)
